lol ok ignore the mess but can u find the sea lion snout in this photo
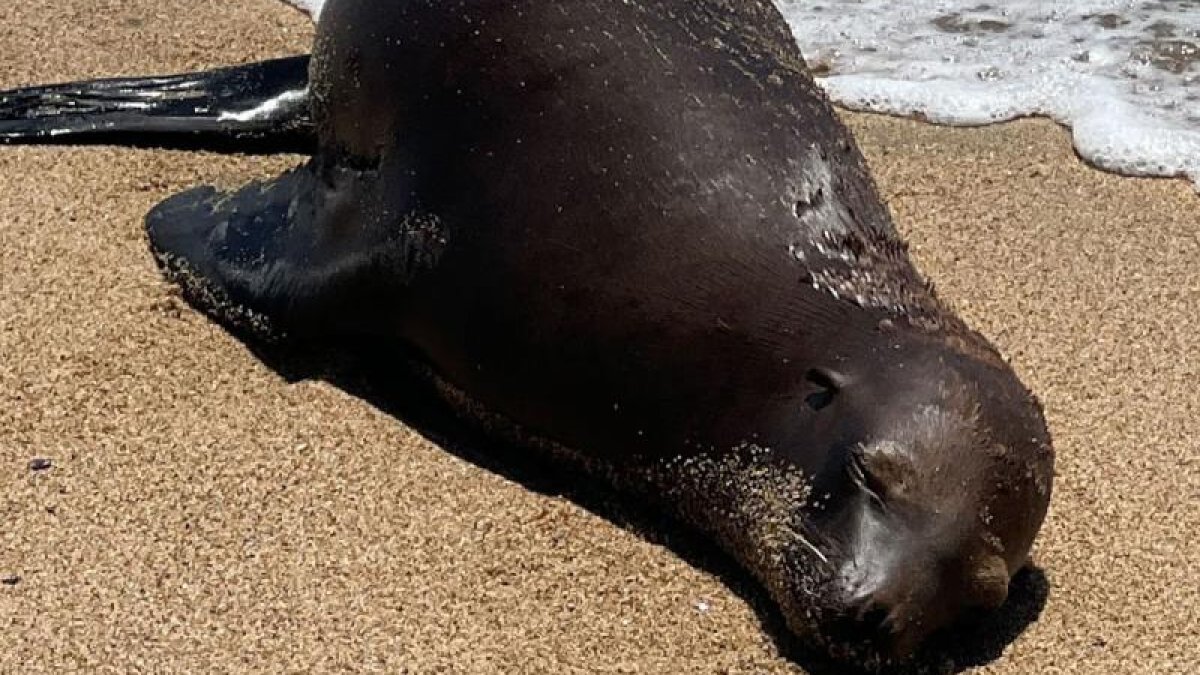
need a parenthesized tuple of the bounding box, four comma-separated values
(823, 550, 1012, 661)
(817, 494, 1015, 662)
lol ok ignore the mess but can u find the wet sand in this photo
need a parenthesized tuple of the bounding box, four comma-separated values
(1, 1, 1197, 672)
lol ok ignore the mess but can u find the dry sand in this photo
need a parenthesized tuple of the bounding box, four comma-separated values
(1, 1, 1197, 673)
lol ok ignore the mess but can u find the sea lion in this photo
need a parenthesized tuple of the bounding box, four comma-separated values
(0, 0, 1054, 665)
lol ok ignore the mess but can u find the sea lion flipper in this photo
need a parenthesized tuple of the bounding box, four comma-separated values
(0, 55, 313, 154)
(147, 165, 320, 339)
(148, 162, 448, 341)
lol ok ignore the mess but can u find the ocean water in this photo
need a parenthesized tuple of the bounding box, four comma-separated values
(777, 1, 1200, 189)
(284, 0, 1200, 189)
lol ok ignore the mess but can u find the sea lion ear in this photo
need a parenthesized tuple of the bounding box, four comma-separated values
(853, 440, 917, 500)
(803, 367, 846, 411)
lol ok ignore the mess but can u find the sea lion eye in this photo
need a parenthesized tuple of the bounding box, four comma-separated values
(804, 368, 839, 411)
(848, 448, 888, 506)
(851, 441, 916, 505)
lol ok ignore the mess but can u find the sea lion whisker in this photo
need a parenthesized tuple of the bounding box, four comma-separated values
(795, 528, 831, 566)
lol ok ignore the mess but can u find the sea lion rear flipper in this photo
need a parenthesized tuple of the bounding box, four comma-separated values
(0, 55, 313, 154)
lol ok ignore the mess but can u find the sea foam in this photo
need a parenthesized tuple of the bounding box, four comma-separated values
(285, 0, 323, 19)
(283, 1, 1200, 188)
(776, 1, 1200, 189)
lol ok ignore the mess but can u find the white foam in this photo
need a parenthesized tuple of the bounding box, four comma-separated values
(280, 1, 1200, 188)
(774, 0, 1200, 188)
(283, 0, 323, 19)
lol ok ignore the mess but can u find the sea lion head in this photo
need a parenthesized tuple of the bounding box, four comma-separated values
(767, 334, 1055, 665)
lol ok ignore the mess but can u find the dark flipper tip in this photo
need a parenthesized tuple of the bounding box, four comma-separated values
(146, 185, 286, 342)
(0, 56, 314, 153)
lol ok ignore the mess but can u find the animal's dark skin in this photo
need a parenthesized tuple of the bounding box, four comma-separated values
(0, 0, 1054, 666)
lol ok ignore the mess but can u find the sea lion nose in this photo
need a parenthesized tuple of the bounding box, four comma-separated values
(968, 554, 1010, 610)
(834, 553, 1012, 660)
(829, 595, 927, 662)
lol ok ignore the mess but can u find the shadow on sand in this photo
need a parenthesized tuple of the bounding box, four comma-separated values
(241, 336, 1050, 675)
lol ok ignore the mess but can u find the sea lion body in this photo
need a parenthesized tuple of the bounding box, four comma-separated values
(1, 0, 1054, 665)
(312, 0, 877, 462)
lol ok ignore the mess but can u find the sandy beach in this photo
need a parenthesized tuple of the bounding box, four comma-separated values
(1, 1, 1197, 673)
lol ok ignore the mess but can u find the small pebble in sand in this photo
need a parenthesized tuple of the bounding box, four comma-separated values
(1, 575, 20, 586)
(694, 599, 711, 613)
(29, 457, 53, 472)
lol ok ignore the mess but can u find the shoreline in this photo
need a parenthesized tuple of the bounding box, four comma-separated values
(837, 105, 1200, 193)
